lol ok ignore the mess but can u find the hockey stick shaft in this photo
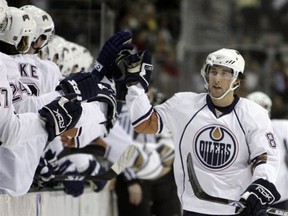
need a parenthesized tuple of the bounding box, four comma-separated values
(186, 153, 288, 216)
(53, 145, 136, 181)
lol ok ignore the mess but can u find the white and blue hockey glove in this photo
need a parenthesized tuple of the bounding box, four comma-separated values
(92, 31, 134, 80)
(87, 83, 117, 132)
(35, 157, 55, 187)
(236, 178, 280, 216)
(123, 50, 153, 92)
(38, 93, 82, 142)
(83, 159, 108, 193)
(44, 149, 59, 172)
(57, 160, 85, 197)
(56, 72, 102, 101)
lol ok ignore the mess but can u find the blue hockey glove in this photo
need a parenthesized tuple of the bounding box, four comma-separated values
(91, 166, 107, 192)
(38, 93, 82, 141)
(56, 72, 90, 100)
(236, 178, 280, 216)
(82, 159, 107, 193)
(35, 157, 55, 187)
(105, 61, 125, 81)
(87, 83, 117, 132)
(123, 50, 153, 92)
(92, 31, 134, 80)
(62, 170, 85, 197)
(115, 81, 128, 102)
(56, 72, 103, 101)
(44, 149, 59, 172)
(56, 72, 119, 103)
(57, 160, 85, 197)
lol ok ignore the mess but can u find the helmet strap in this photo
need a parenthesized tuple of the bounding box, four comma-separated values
(208, 77, 239, 100)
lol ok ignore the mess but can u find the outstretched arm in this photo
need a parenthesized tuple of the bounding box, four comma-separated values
(126, 84, 159, 134)
(123, 51, 159, 134)
(134, 111, 159, 134)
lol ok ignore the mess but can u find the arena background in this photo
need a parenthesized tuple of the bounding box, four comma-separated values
(3, 0, 288, 215)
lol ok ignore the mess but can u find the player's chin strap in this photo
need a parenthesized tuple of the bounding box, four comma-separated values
(208, 77, 239, 100)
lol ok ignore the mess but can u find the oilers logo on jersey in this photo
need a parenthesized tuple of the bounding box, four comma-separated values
(193, 124, 239, 171)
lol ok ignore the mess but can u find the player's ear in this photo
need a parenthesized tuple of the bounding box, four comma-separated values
(233, 79, 240, 88)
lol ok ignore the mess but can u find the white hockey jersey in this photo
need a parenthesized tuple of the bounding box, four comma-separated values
(12, 53, 107, 147)
(271, 119, 288, 203)
(155, 92, 279, 215)
(0, 58, 48, 196)
(0, 52, 62, 113)
(14, 54, 63, 95)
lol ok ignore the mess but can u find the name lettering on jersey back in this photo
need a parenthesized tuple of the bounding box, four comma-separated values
(194, 125, 238, 171)
(19, 63, 39, 79)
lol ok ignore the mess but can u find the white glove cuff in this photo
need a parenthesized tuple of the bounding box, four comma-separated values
(126, 84, 153, 127)
(241, 191, 251, 200)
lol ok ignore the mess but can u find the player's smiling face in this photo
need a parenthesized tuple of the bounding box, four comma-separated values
(207, 65, 234, 98)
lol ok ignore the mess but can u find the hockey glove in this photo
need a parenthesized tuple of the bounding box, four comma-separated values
(35, 157, 55, 187)
(62, 170, 85, 197)
(87, 82, 117, 132)
(105, 61, 125, 81)
(44, 149, 59, 172)
(92, 31, 134, 80)
(38, 93, 82, 142)
(83, 159, 108, 193)
(236, 178, 280, 216)
(123, 50, 153, 92)
(56, 72, 102, 101)
(57, 160, 85, 197)
(91, 166, 108, 192)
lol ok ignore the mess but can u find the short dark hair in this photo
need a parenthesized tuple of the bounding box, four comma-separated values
(238, 72, 245, 81)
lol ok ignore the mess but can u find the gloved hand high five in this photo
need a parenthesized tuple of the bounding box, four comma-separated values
(123, 50, 153, 92)
(38, 93, 82, 141)
(236, 178, 280, 216)
(56, 72, 99, 101)
(92, 31, 134, 80)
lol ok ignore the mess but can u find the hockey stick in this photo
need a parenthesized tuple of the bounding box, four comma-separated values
(53, 144, 136, 182)
(186, 153, 288, 216)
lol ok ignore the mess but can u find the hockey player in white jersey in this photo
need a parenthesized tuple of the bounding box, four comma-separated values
(0, 7, 81, 112)
(20, 5, 55, 55)
(0, 0, 83, 196)
(116, 48, 281, 215)
(247, 91, 288, 211)
(0, 7, 128, 135)
(0, 55, 83, 196)
(1, 7, 130, 194)
(17, 4, 62, 95)
(27, 30, 134, 191)
(0, 5, 111, 144)
(0, 6, 62, 113)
